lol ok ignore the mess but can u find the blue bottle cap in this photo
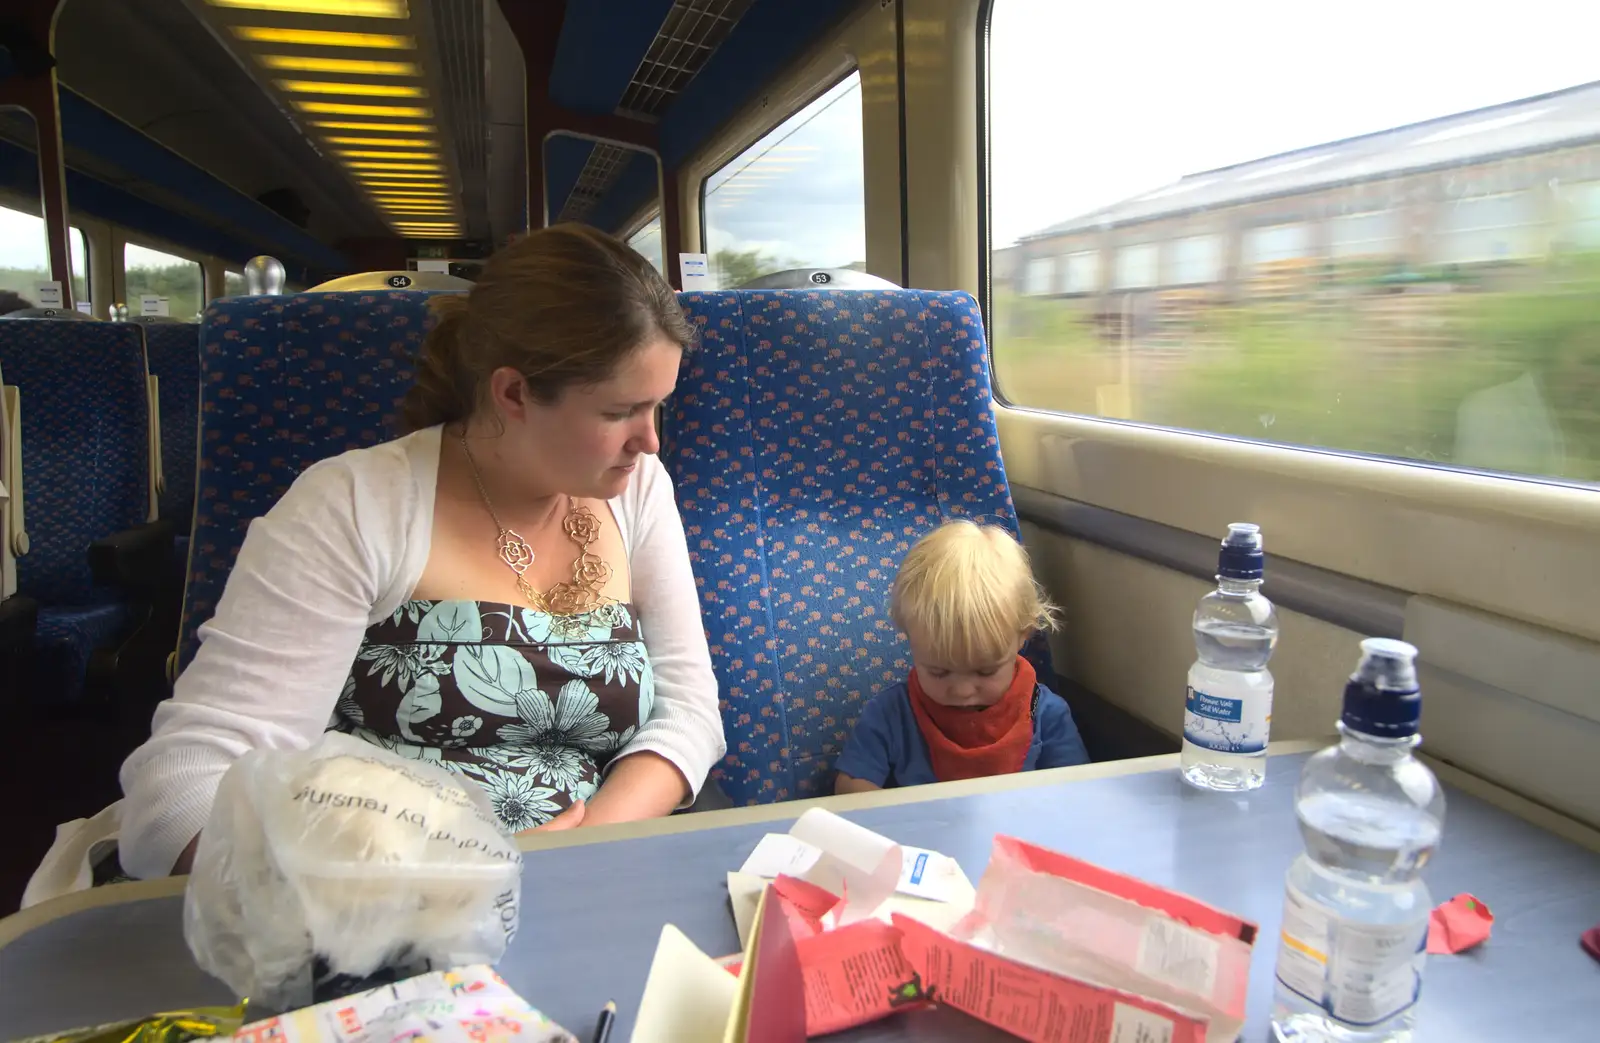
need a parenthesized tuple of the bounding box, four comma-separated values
(1342, 638, 1422, 738)
(1218, 522, 1264, 580)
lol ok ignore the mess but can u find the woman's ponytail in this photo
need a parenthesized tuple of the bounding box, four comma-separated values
(401, 293, 474, 432)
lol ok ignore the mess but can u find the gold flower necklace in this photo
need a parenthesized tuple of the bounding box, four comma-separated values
(460, 435, 612, 616)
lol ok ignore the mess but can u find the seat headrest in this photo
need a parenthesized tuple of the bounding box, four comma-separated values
(0, 308, 95, 321)
(308, 271, 475, 292)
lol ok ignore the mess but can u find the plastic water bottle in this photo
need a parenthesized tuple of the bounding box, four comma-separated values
(1271, 639, 1445, 1043)
(1180, 522, 1278, 791)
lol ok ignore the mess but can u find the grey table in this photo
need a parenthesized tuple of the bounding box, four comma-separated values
(2, 745, 1597, 1041)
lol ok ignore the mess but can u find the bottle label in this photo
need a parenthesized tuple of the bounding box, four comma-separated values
(1182, 684, 1271, 754)
(1273, 880, 1426, 1027)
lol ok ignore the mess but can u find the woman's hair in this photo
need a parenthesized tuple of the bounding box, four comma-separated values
(401, 223, 694, 432)
(890, 520, 1058, 667)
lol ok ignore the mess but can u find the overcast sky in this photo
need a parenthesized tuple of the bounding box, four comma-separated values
(7, 2, 1600, 268)
(988, 0, 1600, 247)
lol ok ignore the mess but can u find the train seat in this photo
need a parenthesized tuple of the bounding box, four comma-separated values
(0, 319, 168, 707)
(176, 291, 435, 671)
(140, 322, 202, 538)
(662, 288, 1047, 805)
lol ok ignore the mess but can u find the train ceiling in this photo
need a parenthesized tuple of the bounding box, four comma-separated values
(7, 0, 858, 263)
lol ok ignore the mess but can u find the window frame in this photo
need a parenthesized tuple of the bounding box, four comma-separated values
(122, 237, 207, 319)
(622, 208, 666, 275)
(695, 65, 866, 264)
(0, 191, 92, 307)
(975, 0, 1600, 501)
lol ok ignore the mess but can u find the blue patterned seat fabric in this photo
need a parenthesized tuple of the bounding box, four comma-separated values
(0, 319, 151, 704)
(663, 289, 1046, 805)
(141, 323, 202, 534)
(177, 292, 437, 671)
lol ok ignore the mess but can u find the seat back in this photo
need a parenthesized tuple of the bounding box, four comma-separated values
(663, 289, 1036, 804)
(141, 323, 202, 532)
(0, 320, 150, 606)
(177, 291, 439, 669)
(0, 357, 17, 601)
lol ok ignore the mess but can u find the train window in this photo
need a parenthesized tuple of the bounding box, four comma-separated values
(987, 0, 1600, 486)
(627, 214, 665, 276)
(0, 204, 89, 306)
(125, 242, 203, 319)
(702, 71, 865, 288)
(223, 271, 246, 298)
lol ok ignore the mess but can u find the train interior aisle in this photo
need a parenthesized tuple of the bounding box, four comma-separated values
(0, 0, 1598, 923)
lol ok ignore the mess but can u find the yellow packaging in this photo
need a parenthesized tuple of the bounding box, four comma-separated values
(7, 1005, 248, 1043)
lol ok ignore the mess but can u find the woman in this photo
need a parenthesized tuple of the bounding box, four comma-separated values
(116, 224, 726, 880)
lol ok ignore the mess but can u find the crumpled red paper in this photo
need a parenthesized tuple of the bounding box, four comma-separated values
(1426, 893, 1493, 954)
(1580, 924, 1600, 963)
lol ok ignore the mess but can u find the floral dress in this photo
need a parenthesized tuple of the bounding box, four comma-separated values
(333, 598, 655, 832)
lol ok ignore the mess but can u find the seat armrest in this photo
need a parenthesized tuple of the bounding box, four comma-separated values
(89, 518, 177, 594)
(0, 593, 37, 641)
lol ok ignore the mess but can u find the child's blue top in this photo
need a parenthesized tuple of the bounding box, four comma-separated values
(833, 681, 1090, 788)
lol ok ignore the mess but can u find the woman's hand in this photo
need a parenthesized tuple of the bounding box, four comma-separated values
(515, 798, 586, 838)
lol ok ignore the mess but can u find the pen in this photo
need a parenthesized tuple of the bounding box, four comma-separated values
(592, 999, 617, 1043)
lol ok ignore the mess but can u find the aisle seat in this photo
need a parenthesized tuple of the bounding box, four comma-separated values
(662, 288, 1050, 805)
(0, 319, 167, 706)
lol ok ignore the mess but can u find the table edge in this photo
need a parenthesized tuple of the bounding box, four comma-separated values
(8, 737, 1597, 953)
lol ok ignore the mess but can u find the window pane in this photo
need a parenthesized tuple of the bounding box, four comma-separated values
(1065, 251, 1100, 293)
(1170, 235, 1222, 284)
(224, 271, 246, 298)
(989, 0, 1600, 486)
(1330, 210, 1400, 259)
(627, 215, 665, 276)
(1023, 256, 1055, 295)
(1114, 243, 1158, 289)
(1245, 223, 1310, 266)
(125, 243, 203, 320)
(0, 205, 88, 307)
(703, 72, 865, 289)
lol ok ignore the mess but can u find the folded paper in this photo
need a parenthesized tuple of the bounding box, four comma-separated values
(1426, 893, 1493, 955)
(631, 883, 804, 1043)
(948, 836, 1255, 1043)
(709, 829, 1256, 1042)
(731, 809, 975, 950)
(232, 965, 574, 1043)
(897, 914, 1208, 1043)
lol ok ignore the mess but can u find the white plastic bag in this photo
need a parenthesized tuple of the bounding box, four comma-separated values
(184, 732, 522, 1013)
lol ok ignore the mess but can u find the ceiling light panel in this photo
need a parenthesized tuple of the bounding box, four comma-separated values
(312, 121, 433, 133)
(259, 56, 420, 76)
(209, 0, 409, 16)
(346, 160, 443, 171)
(277, 80, 426, 98)
(207, 0, 466, 239)
(338, 149, 439, 160)
(233, 27, 416, 49)
(326, 136, 435, 147)
(293, 101, 431, 117)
